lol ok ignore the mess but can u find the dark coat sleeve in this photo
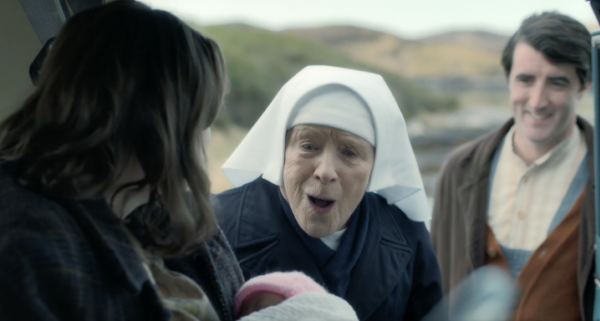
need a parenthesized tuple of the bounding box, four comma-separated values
(0, 230, 83, 321)
(404, 223, 444, 321)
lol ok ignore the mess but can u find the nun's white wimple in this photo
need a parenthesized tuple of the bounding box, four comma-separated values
(221, 66, 430, 221)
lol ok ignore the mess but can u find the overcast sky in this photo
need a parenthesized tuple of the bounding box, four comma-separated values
(139, 0, 598, 39)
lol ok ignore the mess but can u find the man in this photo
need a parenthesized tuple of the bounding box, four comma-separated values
(431, 12, 594, 321)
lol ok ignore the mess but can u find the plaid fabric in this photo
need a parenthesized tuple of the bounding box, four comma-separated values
(0, 163, 243, 321)
(143, 253, 221, 321)
(488, 126, 587, 250)
(165, 228, 244, 321)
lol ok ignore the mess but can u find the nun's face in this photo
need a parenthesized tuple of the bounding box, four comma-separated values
(280, 124, 375, 238)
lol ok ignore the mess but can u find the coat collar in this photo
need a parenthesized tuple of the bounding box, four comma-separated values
(458, 117, 594, 185)
(234, 179, 411, 320)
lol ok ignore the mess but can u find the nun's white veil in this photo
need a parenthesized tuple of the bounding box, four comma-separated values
(221, 65, 430, 221)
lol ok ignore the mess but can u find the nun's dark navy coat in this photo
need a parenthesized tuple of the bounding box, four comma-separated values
(214, 178, 442, 321)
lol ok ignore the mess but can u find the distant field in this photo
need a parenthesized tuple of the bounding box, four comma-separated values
(283, 26, 508, 80)
(207, 125, 248, 193)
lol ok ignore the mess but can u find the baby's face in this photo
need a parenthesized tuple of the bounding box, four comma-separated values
(238, 291, 286, 317)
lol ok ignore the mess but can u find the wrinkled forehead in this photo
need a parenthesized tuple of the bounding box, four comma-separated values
(286, 124, 371, 146)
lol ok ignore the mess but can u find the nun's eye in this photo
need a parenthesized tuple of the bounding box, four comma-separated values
(343, 150, 356, 157)
(301, 144, 317, 151)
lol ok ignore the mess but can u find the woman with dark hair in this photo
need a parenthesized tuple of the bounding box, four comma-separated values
(0, 1, 362, 320)
(0, 1, 239, 320)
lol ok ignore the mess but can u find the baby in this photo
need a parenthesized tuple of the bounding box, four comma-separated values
(234, 271, 327, 318)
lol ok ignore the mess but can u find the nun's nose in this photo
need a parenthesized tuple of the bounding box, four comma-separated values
(313, 152, 338, 184)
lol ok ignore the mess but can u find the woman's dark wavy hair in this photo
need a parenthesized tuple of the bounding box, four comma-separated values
(0, 0, 226, 256)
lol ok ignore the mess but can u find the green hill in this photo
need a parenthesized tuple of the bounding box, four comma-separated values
(284, 26, 508, 80)
(193, 23, 458, 128)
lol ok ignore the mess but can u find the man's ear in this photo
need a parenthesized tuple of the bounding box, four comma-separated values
(578, 80, 592, 99)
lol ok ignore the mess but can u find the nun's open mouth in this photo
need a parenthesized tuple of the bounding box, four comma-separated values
(308, 195, 335, 214)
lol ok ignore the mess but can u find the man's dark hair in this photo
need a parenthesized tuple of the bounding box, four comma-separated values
(0, 0, 227, 256)
(501, 12, 591, 91)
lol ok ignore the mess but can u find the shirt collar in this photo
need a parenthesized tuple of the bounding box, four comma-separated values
(505, 125, 580, 170)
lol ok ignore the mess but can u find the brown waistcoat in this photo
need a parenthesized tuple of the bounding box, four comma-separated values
(485, 193, 583, 321)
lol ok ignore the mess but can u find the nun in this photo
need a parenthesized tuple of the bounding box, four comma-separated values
(214, 66, 442, 321)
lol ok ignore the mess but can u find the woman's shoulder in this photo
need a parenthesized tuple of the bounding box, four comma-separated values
(0, 167, 98, 276)
(0, 164, 76, 234)
(0, 171, 100, 308)
(0, 165, 153, 319)
(0, 163, 129, 272)
(0, 219, 155, 321)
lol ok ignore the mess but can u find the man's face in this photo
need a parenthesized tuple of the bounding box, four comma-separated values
(280, 125, 375, 238)
(509, 41, 588, 148)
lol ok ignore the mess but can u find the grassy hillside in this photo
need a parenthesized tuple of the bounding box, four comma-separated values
(193, 24, 458, 128)
(284, 26, 508, 79)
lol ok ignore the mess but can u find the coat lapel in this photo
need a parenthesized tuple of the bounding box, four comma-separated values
(457, 170, 489, 269)
(344, 197, 412, 320)
(273, 230, 326, 285)
(457, 119, 514, 269)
